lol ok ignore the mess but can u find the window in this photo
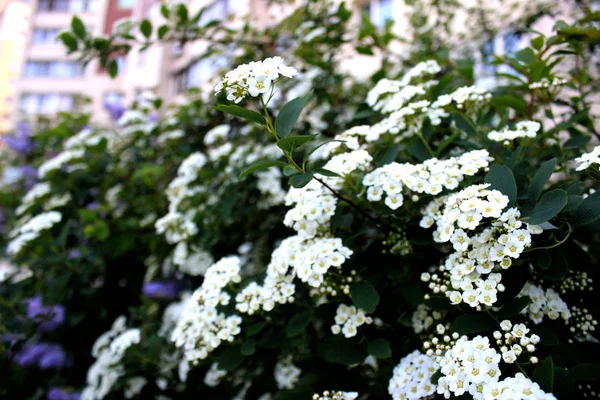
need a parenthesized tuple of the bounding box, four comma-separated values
(365, 0, 395, 29)
(199, 0, 230, 26)
(31, 28, 62, 45)
(19, 94, 74, 114)
(118, 0, 134, 10)
(479, 30, 523, 76)
(24, 61, 85, 78)
(104, 92, 124, 107)
(173, 57, 228, 94)
(37, 0, 94, 12)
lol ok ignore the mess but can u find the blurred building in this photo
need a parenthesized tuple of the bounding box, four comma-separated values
(1, 0, 590, 131)
(0, 0, 31, 134)
(8, 0, 135, 130)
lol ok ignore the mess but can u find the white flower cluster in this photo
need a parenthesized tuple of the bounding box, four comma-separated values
(421, 184, 540, 308)
(16, 183, 51, 215)
(436, 335, 503, 398)
(7, 211, 62, 255)
(574, 146, 600, 172)
(312, 391, 358, 400)
(519, 282, 571, 324)
(388, 350, 437, 400)
(274, 357, 302, 390)
(490, 373, 556, 399)
(172, 242, 214, 276)
(38, 149, 85, 178)
(432, 86, 492, 111)
(488, 121, 541, 144)
(236, 235, 352, 313)
(155, 212, 199, 245)
(493, 320, 540, 364)
(159, 292, 191, 337)
(411, 304, 446, 334)
(529, 77, 567, 90)
(171, 256, 243, 363)
(214, 56, 298, 103)
(363, 150, 492, 210)
(284, 150, 373, 238)
(204, 362, 228, 387)
(330, 303, 372, 338)
(366, 60, 441, 112)
(81, 317, 141, 400)
(124, 377, 147, 399)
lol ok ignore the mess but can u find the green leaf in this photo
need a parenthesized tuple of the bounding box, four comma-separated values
(213, 104, 266, 125)
(303, 139, 345, 162)
(108, 60, 118, 78)
(283, 166, 300, 176)
(491, 96, 528, 115)
(157, 25, 169, 39)
(571, 363, 600, 381)
(240, 339, 256, 356)
(562, 195, 583, 213)
(239, 160, 287, 179)
(367, 339, 392, 358)
(515, 48, 536, 64)
(246, 321, 266, 336)
(528, 189, 568, 225)
(140, 19, 152, 38)
(71, 16, 86, 38)
(355, 45, 374, 55)
(314, 168, 340, 178)
(453, 113, 476, 137)
(451, 313, 496, 335)
(553, 367, 574, 399)
(289, 172, 313, 188)
(497, 296, 531, 319)
(529, 325, 558, 346)
(528, 158, 557, 202)
(349, 282, 380, 313)
(275, 92, 312, 138)
(176, 3, 188, 21)
(321, 336, 365, 365)
(573, 191, 600, 226)
(59, 32, 78, 52)
(431, 370, 443, 385)
(216, 345, 244, 371)
(535, 252, 552, 270)
(531, 35, 545, 50)
(533, 357, 554, 393)
(286, 311, 311, 337)
(484, 164, 517, 207)
(277, 134, 317, 153)
(160, 4, 170, 18)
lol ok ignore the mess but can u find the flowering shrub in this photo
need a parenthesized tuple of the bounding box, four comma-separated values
(1, 1, 600, 399)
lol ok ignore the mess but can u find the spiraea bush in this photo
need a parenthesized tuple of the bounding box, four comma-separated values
(1, 1, 599, 399)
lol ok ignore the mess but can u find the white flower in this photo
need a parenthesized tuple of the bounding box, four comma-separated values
(574, 146, 600, 172)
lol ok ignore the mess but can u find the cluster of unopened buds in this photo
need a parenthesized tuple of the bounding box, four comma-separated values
(494, 320, 540, 364)
(312, 391, 358, 400)
(310, 269, 356, 298)
(423, 324, 461, 359)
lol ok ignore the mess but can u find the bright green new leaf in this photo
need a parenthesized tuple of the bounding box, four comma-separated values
(274, 91, 312, 138)
(213, 104, 266, 125)
(140, 20, 152, 38)
(239, 160, 287, 179)
(71, 16, 86, 39)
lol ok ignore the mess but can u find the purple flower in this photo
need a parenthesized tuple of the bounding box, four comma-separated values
(143, 281, 181, 300)
(3, 122, 33, 155)
(38, 345, 67, 369)
(48, 388, 81, 400)
(104, 101, 126, 121)
(68, 249, 81, 259)
(15, 343, 67, 369)
(27, 296, 65, 331)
